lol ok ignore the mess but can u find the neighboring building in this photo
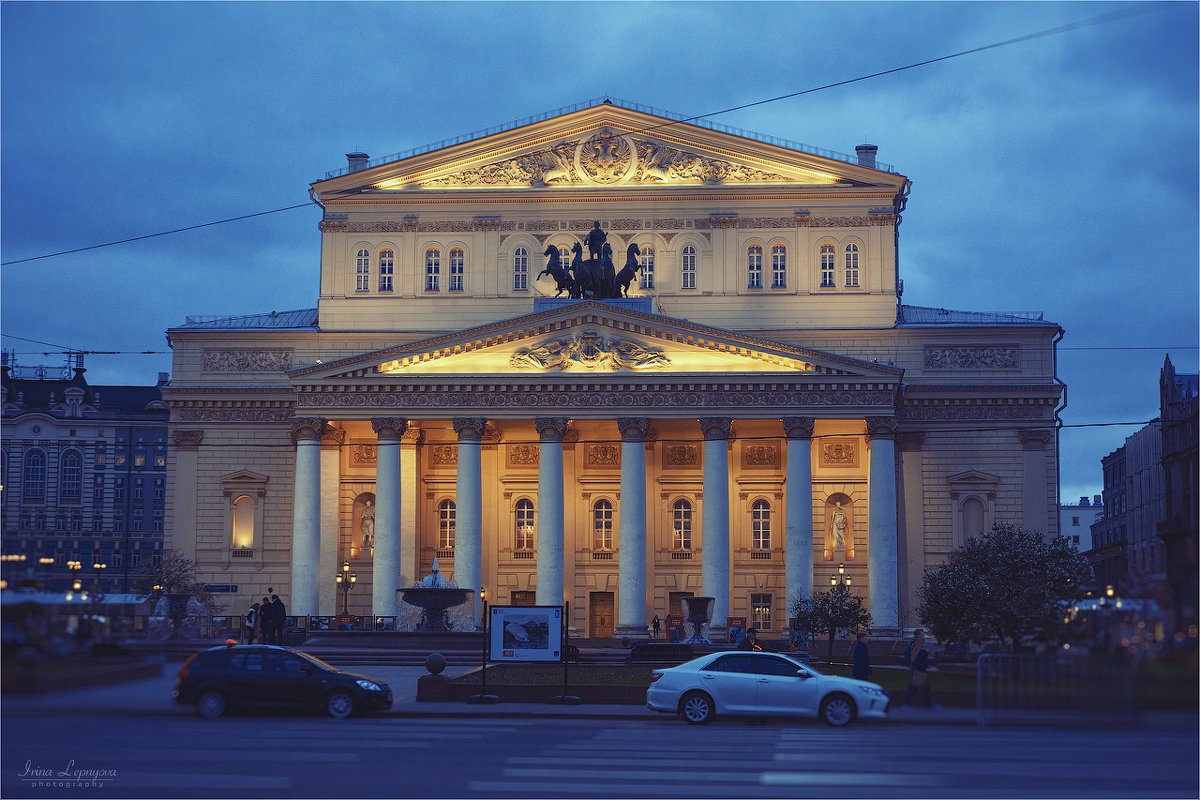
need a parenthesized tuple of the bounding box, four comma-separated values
(1091, 448, 1128, 592)
(0, 354, 170, 594)
(1158, 355, 1198, 631)
(1059, 495, 1102, 553)
(162, 99, 1065, 637)
(1091, 424, 1165, 597)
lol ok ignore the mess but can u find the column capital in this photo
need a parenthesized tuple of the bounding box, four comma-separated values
(1018, 428, 1054, 449)
(452, 417, 488, 442)
(617, 417, 652, 442)
(371, 417, 408, 441)
(781, 416, 815, 439)
(699, 417, 733, 441)
(290, 417, 327, 444)
(865, 416, 898, 440)
(897, 431, 926, 452)
(171, 430, 203, 450)
(535, 417, 569, 442)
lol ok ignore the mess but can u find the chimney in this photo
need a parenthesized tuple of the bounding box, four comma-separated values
(1093, 494, 1102, 505)
(346, 152, 369, 173)
(855, 144, 878, 169)
(1079, 496, 1089, 506)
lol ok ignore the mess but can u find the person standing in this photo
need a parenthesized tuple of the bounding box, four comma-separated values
(260, 596, 274, 644)
(852, 632, 872, 680)
(651, 615, 661, 639)
(270, 593, 287, 645)
(246, 602, 260, 644)
(737, 627, 762, 651)
(902, 632, 939, 709)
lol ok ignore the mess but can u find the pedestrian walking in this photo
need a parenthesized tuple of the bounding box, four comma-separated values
(902, 632, 940, 709)
(270, 593, 287, 645)
(260, 596, 274, 644)
(651, 615, 661, 639)
(852, 632, 872, 680)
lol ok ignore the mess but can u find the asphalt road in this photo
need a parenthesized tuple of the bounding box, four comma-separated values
(3, 704, 1196, 799)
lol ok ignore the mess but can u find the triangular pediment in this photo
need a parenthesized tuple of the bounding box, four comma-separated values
(291, 302, 903, 383)
(313, 101, 905, 194)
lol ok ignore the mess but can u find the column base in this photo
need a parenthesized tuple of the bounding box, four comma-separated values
(615, 624, 651, 641)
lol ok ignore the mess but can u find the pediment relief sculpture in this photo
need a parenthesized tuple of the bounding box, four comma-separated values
(420, 128, 795, 189)
(509, 332, 670, 372)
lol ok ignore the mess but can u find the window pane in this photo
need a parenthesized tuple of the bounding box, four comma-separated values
(379, 249, 394, 292)
(639, 246, 655, 290)
(681, 245, 696, 289)
(425, 249, 440, 291)
(771, 245, 786, 289)
(513, 248, 528, 291)
(747, 246, 762, 289)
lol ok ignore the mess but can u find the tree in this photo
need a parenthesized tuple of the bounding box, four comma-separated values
(132, 552, 221, 616)
(918, 522, 1093, 649)
(790, 584, 872, 663)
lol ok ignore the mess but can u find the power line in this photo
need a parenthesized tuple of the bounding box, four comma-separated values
(0, 4, 1165, 268)
(0, 203, 312, 267)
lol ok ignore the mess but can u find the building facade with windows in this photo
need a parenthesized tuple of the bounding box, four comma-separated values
(1, 355, 169, 594)
(163, 100, 1064, 638)
(1059, 495, 1102, 553)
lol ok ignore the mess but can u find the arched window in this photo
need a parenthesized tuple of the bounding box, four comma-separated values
(820, 244, 836, 288)
(593, 499, 614, 551)
(515, 499, 535, 550)
(513, 247, 528, 291)
(60, 450, 82, 502)
(425, 248, 440, 292)
(752, 500, 771, 549)
(449, 248, 464, 292)
(232, 495, 255, 549)
(439, 500, 456, 550)
(639, 246, 655, 290)
(747, 245, 763, 289)
(844, 243, 860, 288)
(355, 248, 371, 292)
(23, 450, 46, 500)
(378, 248, 394, 292)
(672, 500, 692, 550)
(771, 245, 787, 289)
(681, 245, 696, 289)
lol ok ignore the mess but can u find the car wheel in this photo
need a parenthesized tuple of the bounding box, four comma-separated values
(326, 689, 355, 719)
(819, 692, 856, 727)
(197, 690, 226, 720)
(679, 691, 714, 725)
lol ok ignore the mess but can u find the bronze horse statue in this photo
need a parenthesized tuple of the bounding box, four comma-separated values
(538, 245, 576, 298)
(613, 243, 642, 298)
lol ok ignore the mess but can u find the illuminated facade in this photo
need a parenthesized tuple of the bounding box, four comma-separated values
(163, 100, 1064, 637)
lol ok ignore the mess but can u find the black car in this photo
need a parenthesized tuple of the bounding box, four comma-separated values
(174, 643, 393, 719)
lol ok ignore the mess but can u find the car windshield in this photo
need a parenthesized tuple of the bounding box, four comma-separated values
(290, 650, 337, 671)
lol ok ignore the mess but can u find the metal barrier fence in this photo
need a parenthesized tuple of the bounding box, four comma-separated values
(976, 654, 1136, 726)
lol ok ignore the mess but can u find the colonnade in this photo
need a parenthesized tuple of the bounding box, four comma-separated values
(289, 414, 900, 632)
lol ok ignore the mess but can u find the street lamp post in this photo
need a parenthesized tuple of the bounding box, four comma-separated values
(38, 557, 54, 591)
(67, 561, 82, 594)
(92, 554, 108, 594)
(335, 560, 356, 617)
(825, 563, 853, 664)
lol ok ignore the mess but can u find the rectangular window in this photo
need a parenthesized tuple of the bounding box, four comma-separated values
(751, 593, 772, 630)
(134, 452, 145, 468)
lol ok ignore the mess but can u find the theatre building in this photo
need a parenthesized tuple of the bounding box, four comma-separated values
(163, 99, 1063, 638)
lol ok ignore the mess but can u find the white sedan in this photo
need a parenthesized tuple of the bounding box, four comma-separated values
(646, 651, 890, 726)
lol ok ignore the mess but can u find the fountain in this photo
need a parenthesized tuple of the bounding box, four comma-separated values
(681, 596, 715, 645)
(398, 558, 474, 632)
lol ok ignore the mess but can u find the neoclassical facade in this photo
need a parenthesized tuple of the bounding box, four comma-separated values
(163, 100, 1064, 637)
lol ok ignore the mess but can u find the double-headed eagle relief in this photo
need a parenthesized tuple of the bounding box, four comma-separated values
(536, 222, 642, 300)
(422, 127, 791, 189)
(510, 330, 671, 373)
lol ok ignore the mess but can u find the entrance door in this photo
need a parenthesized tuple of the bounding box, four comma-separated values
(589, 592, 614, 638)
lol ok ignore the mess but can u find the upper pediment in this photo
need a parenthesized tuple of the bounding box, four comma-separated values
(313, 101, 906, 195)
(290, 302, 904, 384)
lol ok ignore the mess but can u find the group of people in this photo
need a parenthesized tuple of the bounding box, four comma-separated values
(852, 628, 939, 709)
(245, 591, 287, 645)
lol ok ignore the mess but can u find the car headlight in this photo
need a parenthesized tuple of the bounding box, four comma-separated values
(858, 685, 887, 697)
(356, 679, 383, 692)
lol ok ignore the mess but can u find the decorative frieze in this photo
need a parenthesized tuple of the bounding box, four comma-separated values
(586, 444, 620, 467)
(171, 430, 204, 449)
(820, 439, 859, 468)
(507, 443, 539, 466)
(178, 407, 294, 422)
(742, 442, 780, 468)
(430, 445, 457, 465)
(320, 214, 893, 237)
(924, 345, 1019, 370)
(351, 444, 376, 465)
(510, 333, 670, 372)
(202, 349, 293, 372)
(663, 444, 699, 467)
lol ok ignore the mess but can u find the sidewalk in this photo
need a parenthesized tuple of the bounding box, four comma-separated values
(3, 663, 1194, 730)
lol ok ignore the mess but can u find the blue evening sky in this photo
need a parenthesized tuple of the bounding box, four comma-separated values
(2, 1, 1197, 504)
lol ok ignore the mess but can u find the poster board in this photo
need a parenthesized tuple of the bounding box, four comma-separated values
(488, 605, 563, 662)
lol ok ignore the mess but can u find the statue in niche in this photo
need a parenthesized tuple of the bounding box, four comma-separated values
(824, 500, 855, 561)
(360, 499, 375, 552)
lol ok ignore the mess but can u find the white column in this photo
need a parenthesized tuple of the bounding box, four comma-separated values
(535, 417, 567, 606)
(453, 417, 487, 626)
(898, 432, 927, 630)
(290, 417, 325, 617)
(616, 417, 651, 639)
(318, 428, 344, 616)
(399, 426, 422, 591)
(867, 416, 899, 629)
(700, 417, 732, 638)
(371, 418, 407, 618)
(1020, 429, 1055, 536)
(783, 417, 815, 609)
